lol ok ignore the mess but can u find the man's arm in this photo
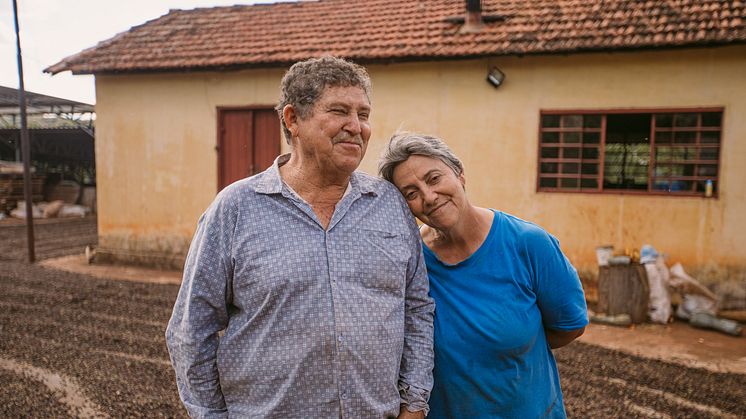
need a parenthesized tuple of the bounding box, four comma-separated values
(165, 195, 236, 418)
(397, 204, 435, 418)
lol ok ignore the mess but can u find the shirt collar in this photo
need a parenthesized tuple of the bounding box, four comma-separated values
(351, 169, 378, 196)
(254, 154, 289, 194)
(255, 153, 378, 197)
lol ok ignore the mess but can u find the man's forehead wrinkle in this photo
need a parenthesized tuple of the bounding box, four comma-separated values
(320, 99, 371, 112)
(321, 85, 370, 100)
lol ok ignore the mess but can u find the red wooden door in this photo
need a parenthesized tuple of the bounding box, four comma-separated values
(217, 107, 280, 190)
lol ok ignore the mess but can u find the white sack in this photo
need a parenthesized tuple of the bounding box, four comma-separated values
(58, 204, 89, 218)
(669, 263, 718, 300)
(676, 294, 717, 319)
(10, 201, 43, 219)
(645, 255, 672, 324)
(669, 263, 718, 319)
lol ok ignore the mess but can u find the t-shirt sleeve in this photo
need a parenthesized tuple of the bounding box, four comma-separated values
(524, 227, 589, 331)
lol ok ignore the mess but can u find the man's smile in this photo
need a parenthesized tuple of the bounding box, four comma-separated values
(333, 133, 364, 147)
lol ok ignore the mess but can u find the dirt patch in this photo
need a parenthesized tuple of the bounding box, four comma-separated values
(0, 357, 107, 418)
(579, 321, 746, 374)
(0, 367, 71, 418)
(556, 343, 746, 418)
(0, 216, 97, 262)
(0, 261, 186, 418)
(2, 213, 746, 417)
(41, 254, 182, 285)
(42, 251, 746, 376)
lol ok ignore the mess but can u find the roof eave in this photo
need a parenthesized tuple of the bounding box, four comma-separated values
(49, 40, 746, 76)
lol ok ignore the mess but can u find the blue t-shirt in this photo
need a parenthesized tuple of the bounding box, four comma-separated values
(425, 210, 588, 419)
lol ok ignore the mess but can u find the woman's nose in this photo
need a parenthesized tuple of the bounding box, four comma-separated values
(422, 187, 438, 204)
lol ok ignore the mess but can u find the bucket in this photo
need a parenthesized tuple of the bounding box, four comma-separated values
(596, 245, 613, 267)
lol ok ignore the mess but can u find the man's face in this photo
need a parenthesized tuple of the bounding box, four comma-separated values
(291, 85, 371, 176)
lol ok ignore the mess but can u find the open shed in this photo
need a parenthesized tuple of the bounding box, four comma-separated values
(0, 86, 95, 212)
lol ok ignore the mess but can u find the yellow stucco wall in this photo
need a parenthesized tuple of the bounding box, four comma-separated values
(94, 45, 746, 275)
(94, 69, 289, 266)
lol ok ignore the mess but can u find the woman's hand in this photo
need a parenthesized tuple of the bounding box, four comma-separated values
(398, 405, 425, 419)
(545, 327, 585, 349)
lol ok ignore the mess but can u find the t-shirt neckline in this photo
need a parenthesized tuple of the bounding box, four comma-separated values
(422, 209, 499, 268)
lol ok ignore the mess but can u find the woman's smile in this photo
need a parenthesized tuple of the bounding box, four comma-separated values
(426, 201, 449, 217)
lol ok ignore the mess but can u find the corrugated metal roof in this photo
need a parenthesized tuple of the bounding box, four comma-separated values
(0, 86, 94, 114)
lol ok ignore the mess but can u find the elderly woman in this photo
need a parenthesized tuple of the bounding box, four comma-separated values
(379, 132, 588, 418)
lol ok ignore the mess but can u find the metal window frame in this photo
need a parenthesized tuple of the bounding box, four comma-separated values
(536, 107, 724, 197)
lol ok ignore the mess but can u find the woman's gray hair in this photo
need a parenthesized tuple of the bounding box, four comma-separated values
(276, 56, 371, 144)
(378, 132, 464, 182)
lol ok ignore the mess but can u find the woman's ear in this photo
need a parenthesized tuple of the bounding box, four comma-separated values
(283, 104, 299, 138)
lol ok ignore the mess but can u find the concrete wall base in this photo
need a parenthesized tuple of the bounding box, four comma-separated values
(93, 247, 186, 271)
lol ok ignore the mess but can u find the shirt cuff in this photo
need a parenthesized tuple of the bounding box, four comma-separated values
(399, 382, 430, 415)
(184, 404, 228, 419)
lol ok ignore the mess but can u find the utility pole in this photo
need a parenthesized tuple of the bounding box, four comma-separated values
(13, 0, 36, 262)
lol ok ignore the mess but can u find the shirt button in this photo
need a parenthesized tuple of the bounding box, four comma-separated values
(341, 392, 348, 399)
(338, 335, 344, 342)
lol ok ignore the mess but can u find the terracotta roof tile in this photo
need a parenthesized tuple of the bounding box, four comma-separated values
(46, 0, 746, 75)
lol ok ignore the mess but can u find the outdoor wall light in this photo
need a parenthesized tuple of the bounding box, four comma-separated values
(486, 66, 506, 88)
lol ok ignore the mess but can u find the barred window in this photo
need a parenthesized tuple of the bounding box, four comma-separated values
(538, 109, 723, 196)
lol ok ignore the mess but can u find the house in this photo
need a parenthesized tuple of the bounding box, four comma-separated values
(46, 0, 746, 281)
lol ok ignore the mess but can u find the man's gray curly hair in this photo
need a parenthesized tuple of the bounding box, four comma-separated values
(276, 56, 372, 144)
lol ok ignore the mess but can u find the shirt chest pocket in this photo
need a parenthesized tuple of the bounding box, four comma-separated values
(350, 229, 411, 292)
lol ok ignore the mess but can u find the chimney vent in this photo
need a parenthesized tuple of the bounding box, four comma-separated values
(466, 0, 482, 13)
(462, 0, 484, 33)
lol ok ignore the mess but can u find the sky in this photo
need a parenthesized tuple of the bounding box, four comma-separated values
(0, 0, 279, 105)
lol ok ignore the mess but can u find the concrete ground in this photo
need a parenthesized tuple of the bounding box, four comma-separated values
(43, 251, 746, 375)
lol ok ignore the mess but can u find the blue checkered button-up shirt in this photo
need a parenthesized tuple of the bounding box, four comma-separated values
(166, 155, 434, 418)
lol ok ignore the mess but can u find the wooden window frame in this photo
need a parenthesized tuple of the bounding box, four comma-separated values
(537, 107, 724, 197)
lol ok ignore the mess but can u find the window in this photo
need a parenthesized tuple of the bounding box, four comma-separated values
(538, 109, 723, 196)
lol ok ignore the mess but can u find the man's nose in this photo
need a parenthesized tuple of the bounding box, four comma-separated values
(343, 114, 362, 135)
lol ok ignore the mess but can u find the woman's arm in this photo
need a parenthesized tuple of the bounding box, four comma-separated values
(523, 224, 589, 350)
(545, 326, 585, 349)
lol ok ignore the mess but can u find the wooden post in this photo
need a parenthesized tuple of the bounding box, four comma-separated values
(13, 0, 35, 263)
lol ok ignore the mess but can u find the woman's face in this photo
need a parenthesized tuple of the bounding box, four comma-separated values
(391, 154, 467, 231)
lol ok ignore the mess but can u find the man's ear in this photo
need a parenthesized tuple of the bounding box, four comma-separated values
(283, 104, 299, 138)
(459, 171, 466, 190)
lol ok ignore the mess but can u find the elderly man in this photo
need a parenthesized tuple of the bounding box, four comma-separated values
(166, 56, 434, 419)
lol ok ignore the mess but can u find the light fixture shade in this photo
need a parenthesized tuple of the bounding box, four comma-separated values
(487, 66, 505, 88)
